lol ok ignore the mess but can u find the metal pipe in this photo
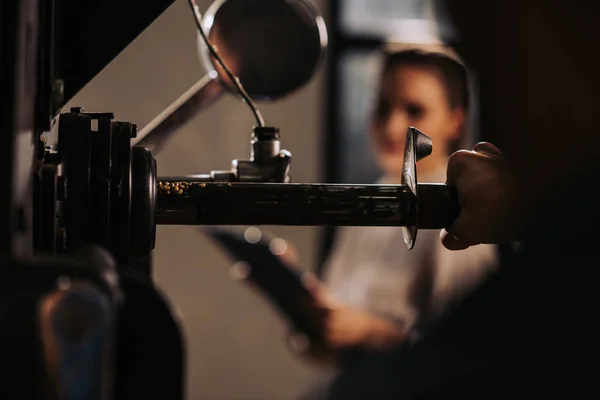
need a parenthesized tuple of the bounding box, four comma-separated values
(134, 74, 223, 153)
(155, 180, 458, 228)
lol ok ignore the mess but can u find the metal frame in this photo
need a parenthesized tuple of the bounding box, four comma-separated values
(0, 0, 40, 258)
(1, 2, 185, 398)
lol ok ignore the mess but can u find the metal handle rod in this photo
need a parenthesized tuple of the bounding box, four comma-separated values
(134, 73, 223, 153)
(155, 180, 458, 228)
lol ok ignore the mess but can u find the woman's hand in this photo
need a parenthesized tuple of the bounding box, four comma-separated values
(286, 270, 405, 365)
(286, 303, 405, 366)
(324, 305, 405, 351)
(275, 239, 405, 364)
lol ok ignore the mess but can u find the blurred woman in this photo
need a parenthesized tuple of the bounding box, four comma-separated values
(291, 45, 498, 399)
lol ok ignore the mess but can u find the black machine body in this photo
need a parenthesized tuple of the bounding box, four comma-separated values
(1, 0, 458, 398)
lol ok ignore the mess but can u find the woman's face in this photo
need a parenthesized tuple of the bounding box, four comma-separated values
(372, 65, 463, 176)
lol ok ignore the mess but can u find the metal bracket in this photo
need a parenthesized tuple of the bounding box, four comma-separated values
(401, 127, 432, 249)
(209, 126, 292, 183)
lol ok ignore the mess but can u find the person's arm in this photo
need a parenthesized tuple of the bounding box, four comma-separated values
(283, 268, 407, 366)
(323, 302, 406, 351)
(356, 311, 407, 350)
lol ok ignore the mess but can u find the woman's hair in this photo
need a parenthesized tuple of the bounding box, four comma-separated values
(376, 46, 471, 152)
(381, 47, 469, 112)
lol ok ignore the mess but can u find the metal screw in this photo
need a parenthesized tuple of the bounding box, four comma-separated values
(70, 106, 84, 114)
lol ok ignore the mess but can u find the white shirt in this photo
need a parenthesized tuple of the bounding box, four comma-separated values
(322, 169, 498, 332)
